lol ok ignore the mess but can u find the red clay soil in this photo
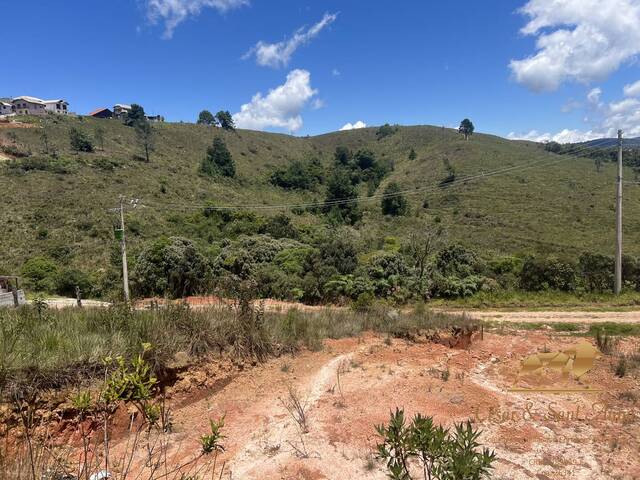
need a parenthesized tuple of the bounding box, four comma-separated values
(5, 331, 640, 480)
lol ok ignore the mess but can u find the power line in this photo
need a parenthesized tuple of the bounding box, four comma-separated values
(129, 138, 618, 213)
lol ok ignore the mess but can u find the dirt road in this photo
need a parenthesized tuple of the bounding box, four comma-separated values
(454, 309, 640, 324)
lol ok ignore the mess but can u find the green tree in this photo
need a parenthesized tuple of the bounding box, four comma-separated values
(69, 127, 94, 152)
(215, 110, 235, 131)
(408, 148, 417, 160)
(376, 123, 397, 140)
(381, 182, 408, 216)
(125, 104, 146, 127)
(134, 119, 154, 162)
(458, 118, 475, 140)
(201, 137, 235, 177)
(334, 146, 352, 166)
(324, 168, 361, 224)
(197, 110, 217, 126)
(132, 236, 211, 298)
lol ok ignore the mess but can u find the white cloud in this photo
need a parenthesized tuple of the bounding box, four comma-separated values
(508, 83, 640, 143)
(340, 121, 367, 131)
(623, 80, 640, 97)
(233, 69, 317, 132)
(332, 68, 341, 77)
(510, 0, 640, 91)
(311, 98, 325, 110)
(244, 12, 337, 68)
(146, 0, 248, 38)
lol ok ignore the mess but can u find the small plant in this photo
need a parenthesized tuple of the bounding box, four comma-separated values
(71, 390, 93, 413)
(376, 408, 495, 480)
(280, 385, 309, 433)
(201, 416, 226, 454)
(69, 127, 94, 152)
(596, 328, 617, 355)
(615, 357, 627, 378)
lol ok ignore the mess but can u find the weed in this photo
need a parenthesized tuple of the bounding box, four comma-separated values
(280, 385, 309, 433)
(615, 357, 627, 378)
(200, 416, 226, 454)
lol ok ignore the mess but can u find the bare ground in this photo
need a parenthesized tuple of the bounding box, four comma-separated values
(88, 331, 640, 480)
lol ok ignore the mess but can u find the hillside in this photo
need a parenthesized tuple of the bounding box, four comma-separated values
(1, 115, 640, 298)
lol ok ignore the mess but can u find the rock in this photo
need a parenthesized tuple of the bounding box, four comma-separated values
(449, 395, 464, 404)
(89, 472, 111, 480)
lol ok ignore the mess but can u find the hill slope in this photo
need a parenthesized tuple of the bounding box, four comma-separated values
(1, 115, 639, 280)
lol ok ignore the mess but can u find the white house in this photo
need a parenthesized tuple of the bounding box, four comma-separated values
(113, 104, 132, 119)
(0, 101, 13, 116)
(12, 96, 46, 115)
(44, 99, 69, 115)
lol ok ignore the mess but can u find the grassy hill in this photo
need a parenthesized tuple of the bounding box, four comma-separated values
(1, 114, 639, 297)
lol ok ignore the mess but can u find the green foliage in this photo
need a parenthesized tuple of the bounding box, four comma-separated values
(381, 182, 408, 216)
(440, 158, 456, 185)
(334, 146, 352, 166)
(263, 213, 298, 239)
(376, 123, 398, 140)
(408, 148, 417, 160)
(68, 127, 94, 152)
(133, 236, 212, 298)
(134, 118, 154, 162)
(124, 104, 146, 127)
(324, 168, 361, 224)
(436, 244, 478, 277)
(21, 256, 59, 292)
(215, 110, 235, 131)
(376, 408, 495, 480)
(197, 110, 216, 126)
(270, 158, 323, 190)
(579, 252, 614, 292)
(201, 416, 226, 454)
(520, 256, 577, 292)
(201, 137, 235, 177)
(458, 118, 475, 139)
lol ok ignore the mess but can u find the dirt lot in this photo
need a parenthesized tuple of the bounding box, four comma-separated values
(69, 330, 637, 480)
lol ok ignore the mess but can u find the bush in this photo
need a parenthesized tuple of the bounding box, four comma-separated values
(133, 236, 212, 298)
(55, 267, 93, 297)
(519, 256, 577, 292)
(375, 123, 398, 140)
(21, 256, 59, 292)
(381, 182, 408, 216)
(262, 213, 298, 239)
(69, 127, 94, 152)
(436, 244, 478, 277)
(270, 158, 323, 190)
(324, 168, 361, 225)
(579, 252, 614, 292)
(376, 408, 495, 479)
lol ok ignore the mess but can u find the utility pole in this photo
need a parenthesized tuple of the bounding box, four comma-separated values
(615, 129, 623, 294)
(119, 195, 130, 303)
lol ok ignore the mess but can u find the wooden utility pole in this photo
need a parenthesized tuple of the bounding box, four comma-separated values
(615, 129, 623, 294)
(119, 195, 130, 303)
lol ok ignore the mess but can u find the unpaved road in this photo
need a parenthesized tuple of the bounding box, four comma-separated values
(456, 309, 640, 324)
(40, 296, 640, 324)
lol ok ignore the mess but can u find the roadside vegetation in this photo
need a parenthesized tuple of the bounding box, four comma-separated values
(3, 115, 640, 308)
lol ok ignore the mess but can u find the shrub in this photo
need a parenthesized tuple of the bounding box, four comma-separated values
(324, 168, 361, 225)
(579, 252, 614, 292)
(69, 127, 94, 152)
(381, 182, 408, 216)
(519, 256, 577, 292)
(55, 267, 93, 297)
(133, 236, 212, 298)
(270, 158, 323, 190)
(21, 256, 59, 292)
(436, 244, 478, 277)
(376, 408, 495, 480)
(262, 213, 298, 239)
(375, 123, 398, 140)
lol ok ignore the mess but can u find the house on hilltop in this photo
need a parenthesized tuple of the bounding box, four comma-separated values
(113, 104, 132, 119)
(89, 107, 113, 119)
(44, 99, 69, 115)
(12, 96, 46, 115)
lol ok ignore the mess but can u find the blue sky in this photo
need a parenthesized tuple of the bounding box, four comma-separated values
(4, 0, 640, 141)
